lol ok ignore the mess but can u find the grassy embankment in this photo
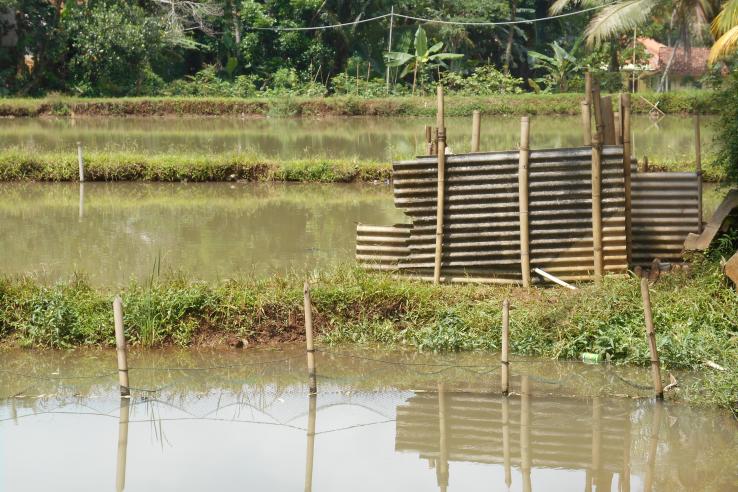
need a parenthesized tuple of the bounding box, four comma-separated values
(0, 257, 735, 410)
(0, 91, 718, 118)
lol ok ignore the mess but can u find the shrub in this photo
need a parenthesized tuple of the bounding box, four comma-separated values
(715, 72, 738, 183)
(442, 66, 524, 95)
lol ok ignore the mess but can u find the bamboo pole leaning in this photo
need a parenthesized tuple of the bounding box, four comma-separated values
(640, 278, 664, 399)
(113, 296, 130, 397)
(518, 116, 531, 287)
(433, 86, 447, 285)
(304, 282, 317, 395)
(471, 110, 481, 152)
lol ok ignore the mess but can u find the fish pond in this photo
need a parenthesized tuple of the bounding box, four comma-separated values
(1, 346, 736, 491)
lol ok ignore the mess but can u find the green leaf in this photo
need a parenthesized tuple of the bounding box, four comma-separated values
(414, 27, 428, 57)
(427, 42, 444, 54)
(384, 51, 414, 67)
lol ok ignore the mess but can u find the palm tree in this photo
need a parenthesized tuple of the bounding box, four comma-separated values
(709, 0, 738, 62)
(384, 26, 463, 94)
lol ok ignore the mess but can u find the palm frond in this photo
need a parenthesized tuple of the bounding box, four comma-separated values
(585, 0, 658, 46)
(708, 25, 738, 63)
(549, 0, 604, 15)
(712, 0, 738, 35)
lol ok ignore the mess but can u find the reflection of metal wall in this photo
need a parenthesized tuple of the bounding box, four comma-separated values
(631, 172, 701, 266)
(357, 146, 628, 283)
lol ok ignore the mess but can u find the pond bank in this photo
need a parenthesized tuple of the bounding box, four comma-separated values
(0, 149, 726, 182)
(1, 262, 735, 410)
(0, 91, 718, 118)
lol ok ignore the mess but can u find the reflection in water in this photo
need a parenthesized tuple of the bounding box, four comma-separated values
(0, 182, 405, 284)
(1, 348, 736, 491)
(0, 115, 717, 163)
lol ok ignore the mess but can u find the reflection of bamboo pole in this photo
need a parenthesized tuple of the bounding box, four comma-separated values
(501, 299, 510, 395)
(640, 278, 663, 398)
(471, 110, 481, 152)
(437, 382, 449, 492)
(591, 397, 602, 490)
(621, 402, 632, 492)
(520, 376, 531, 492)
(518, 117, 531, 287)
(434, 86, 446, 285)
(116, 397, 130, 492)
(501, 396, 512, 488)
(644, 402, 662, 492)
(304, 394, 317, 492)
(78, 183, 85, 221)
(304, 282, 317, 395)
(113, 296, 130, 397)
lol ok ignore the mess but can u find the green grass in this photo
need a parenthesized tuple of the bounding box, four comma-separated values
(0, 90, 719, 117)
(0, 149, 390, 183)
(0, 258, 735, 410)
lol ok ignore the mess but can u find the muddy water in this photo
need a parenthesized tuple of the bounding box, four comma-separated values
(0, 114, 716, 162)
(0, 182, 405, 284)
(0, 347, 735, 491)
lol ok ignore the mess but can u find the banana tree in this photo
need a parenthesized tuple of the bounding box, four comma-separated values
(384, 26, 463, 95)
(528, 41, 583, 92)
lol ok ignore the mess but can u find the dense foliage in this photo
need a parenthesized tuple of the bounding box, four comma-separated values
(1, 0, 733, 97)
(715, 71, 738, 182)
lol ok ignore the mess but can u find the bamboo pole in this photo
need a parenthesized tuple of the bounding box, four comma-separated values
(643, 155, 649, 172)
(640, 278, 663, 399)
(433, 86, 446, 285)
(501, 396, 511, 488)
(77, 141, 85, 182)
(501, 299, 510, 395)
(622, 93, 633, 266)
(520, 376, 532, 492)
(614, 109, 622, 145)
(304, 282, 317, 395)
(431, 127, 438, 156)
(582, 72, 592, 146)
(591, 81, 604, 140)
(437, 382, 449, 492)
(116, 397, 130, 492)
(113, 296, 129, 397)
(471, 110, 481, 152)
(304, 394, 317, 492)
(518, 116, 531, 287)
(695, 114, 703, 233)
(601, 96, 616, 145)
(591, 131, 604, 285)
(425, 125, 433, 155)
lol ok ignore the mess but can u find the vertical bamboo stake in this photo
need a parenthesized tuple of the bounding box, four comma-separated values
(518, 117, 531, 287)
(433, 86, 446, 285)
(643, 155, 649, 172)
(113, 296, 129, 397)
(116, 397, 130, 492)
(501, 299, 510, 395)
(614, 109, 622, 145)
(520, 375, 532, 492)
(582, 72, 592, 146)
(501, 397, 511, 488)
(431, 128, 438, 156)
(601, 96, 616, 145)
(640, 278, 663, 398)
(437, 382, 449, 492)
(425, 125, 432, 155)
(591, 81, 604, 140)
(622, 93, 633, 267)
(304, 282, 317, 395)
(591, 131, 604, 285)
(304, 394, 317, 492)
(695, 114, 703, 233)
(471, 110, 481, 152)
(77, 141, 85, 182)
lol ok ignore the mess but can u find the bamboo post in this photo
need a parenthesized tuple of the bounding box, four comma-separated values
(116, 397, 130, 492)
(425, 125, 433, 155)
(471, 110, 481, 152)
(77, 141, 85, 182)
(113, 296, 130, 397)
(520, 375, 532, 492)
(431, 128, 438, 156)
(615, 108, 622, 145)
(582, 73, 592, 146)
(591, 131, 604, 285)
(601, 96, 616, 145)
(643, 155, 649, 172)
(695, 114, 703, 233)
(501, 299, 510, 395)
(501, 397, 511, 488)
(304, 394, 317, 492)
(437, 382, 449, 492)
(433, 86, 446, 285)
(591, 81, 604, 140)
(518, 116, 531, 287)
(304, 282, 317, 395)
(640, 278, 663, 398)
(622, 93, 633, 266)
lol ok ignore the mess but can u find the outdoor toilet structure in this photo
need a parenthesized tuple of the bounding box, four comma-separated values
(355, 82, 702, 285)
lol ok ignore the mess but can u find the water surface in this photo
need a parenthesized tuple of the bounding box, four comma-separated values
(0, 114, 716, 163)
(1, 347, 736, 491)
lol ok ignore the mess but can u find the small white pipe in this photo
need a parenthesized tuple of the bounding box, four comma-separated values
(533, 268, 577, 290)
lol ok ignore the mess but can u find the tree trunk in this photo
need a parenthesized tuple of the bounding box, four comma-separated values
(504, 0, 517, 74)
(608, 40, 619, 72)
(412, 63, 418, 95)
(657, 38, 680, 93)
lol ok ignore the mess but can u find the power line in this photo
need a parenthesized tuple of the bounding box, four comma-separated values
(243, 4, 614, 32)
